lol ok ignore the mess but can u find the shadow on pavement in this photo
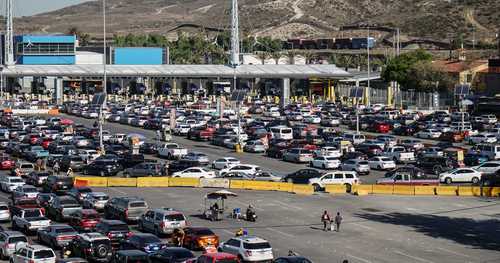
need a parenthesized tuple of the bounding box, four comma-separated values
(354, 212, 500, 251)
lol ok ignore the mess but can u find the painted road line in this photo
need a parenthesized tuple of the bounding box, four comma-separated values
(351, 222, 375, 231)
(108, 187, 128, 195)
(265, 227, 295, 238)
(435, 247, 471, 258)
(393, 250, 435, 263)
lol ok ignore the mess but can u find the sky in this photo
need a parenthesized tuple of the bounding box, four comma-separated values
(7, 0, 93, 17)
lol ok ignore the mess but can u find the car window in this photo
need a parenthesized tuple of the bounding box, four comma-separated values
(243, 242, 271, 249)
(334, 174, 343, 179)
(226, 239, 240, 247)
(345, 174, 354, 179)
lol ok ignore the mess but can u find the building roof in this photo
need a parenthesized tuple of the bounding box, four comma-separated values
(1, 64, 351, 79)
(432, 60, 488, 73)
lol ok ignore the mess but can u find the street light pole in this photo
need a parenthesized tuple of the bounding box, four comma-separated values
(367, 27, 371, 107)
(99, 0, 107, 154)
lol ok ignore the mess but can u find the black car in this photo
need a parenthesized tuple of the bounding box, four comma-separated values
(113, 250, 149, 263)
(119, 233, 167, 254)
(416, 156, 458, 175)
(95, 220, 130, 247)
(68, 233, 113, 262)
(120, 154, 145, 169)
(124, 162, 162, 178)
(42, 176, 74, 194)
(60, 155, 86, 172)
(56, 258, 88, 263)
(341, 151, 368, 161)
(392, 125, 417, 136)
(83, 160, 122, 177)
(105, 144, 129, 157)
(149, 247, 195, 263)
(168, 160, 200, 174)
(384, 166, 425, 178)
(282, 169, 323, 184)
(481, 172, 500, 187)
(140, 143, 158, 154)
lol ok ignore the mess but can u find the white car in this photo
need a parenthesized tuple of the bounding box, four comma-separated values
(219, 164, 261, 176)
(308, 171, 359, 191)
(109, 133, 127, 144)
(82, 192, 109, 211)
(472, 161, 500, 175)
(172, 167, 216, 178)
(219, 236, 273, 262)
(310, 156, 341, 169)
(212, 157, 240, 170)
(439, 168, 482, 185)
(0, 176, 25, 193)
(79, 149, 99, 162)
(367, 156, 396, 170)
(415, 129, 442, 139)
(304, 116, 321, 124)
(173, 124, 191, 135)
(340, 159, 370, 175)
(467, 133, 497, 144)
(10, 244, 56, 263)
(313, 147, 342, 158)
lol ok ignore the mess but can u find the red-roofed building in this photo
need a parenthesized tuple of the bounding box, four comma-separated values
(432, 59, 488, 89)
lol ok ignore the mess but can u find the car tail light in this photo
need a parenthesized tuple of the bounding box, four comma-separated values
(124, 209, 128, 218)
(159, 222, 165, 229)
(244, 250, 252, 257)
(107, 233, 114, 238)
(127, 232, 133, 237)
(28, 260, 35, 263)
(85, 248, 92, 254)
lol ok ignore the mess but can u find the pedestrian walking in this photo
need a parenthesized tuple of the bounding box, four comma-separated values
(321, 210, 331, 231)
(334, 212, 343, 232)
(66, 167, 74, 177)
(53, 161, 60, 176)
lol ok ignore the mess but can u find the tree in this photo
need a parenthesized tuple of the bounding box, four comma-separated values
(256, 51, 269, 64)
(381, 49, 433, 89)
(407, 61, 453, 92)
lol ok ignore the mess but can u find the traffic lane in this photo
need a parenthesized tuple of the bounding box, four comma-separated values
(62, 114, 313, 175)
(94, 187, 500, 263)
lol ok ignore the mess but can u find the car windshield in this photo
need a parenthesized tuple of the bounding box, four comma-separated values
(10, 178, 23, 183)
(93, 195, 109, 201)
(56, 227, 75, 233)
(243, 242, 271, 249)
(24, 210, 42, 217)
(109, 224, 129, 231)
(34, 250, 55, 259)
(165, 214, 185, 221)
(129, 201, 147, 208)
(194, 229, 214, 235)
(8, 236, 28, 243)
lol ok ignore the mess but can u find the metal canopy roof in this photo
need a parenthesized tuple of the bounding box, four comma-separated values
(1, 64, 351, 79)
(339, 71, 382, 82)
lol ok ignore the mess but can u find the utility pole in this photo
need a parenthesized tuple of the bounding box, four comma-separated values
(230, 0, 240, 66)
(367, 27, 371, 107)
(99, 0, 107, 154)
(5, 0, 14, 65)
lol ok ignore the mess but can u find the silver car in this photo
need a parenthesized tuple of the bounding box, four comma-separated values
(0, 202, 10, 221)
(0, 231, 28, 259)
(82, 192, 109, 212)
(341, 159, 370, 175)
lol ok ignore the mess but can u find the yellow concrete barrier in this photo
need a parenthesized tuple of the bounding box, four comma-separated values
(276, 182, 293, 192)
(457, 186, 478, 196)
(168, 177, 200, 187)
(137, 177, 169, 187)
(244, 181, 281, 191)
(435, 186, 458, 196)
(393, 185, 415, 195)
(107, 178, 137, 187)
(491, 187, 500, 197)
(75, 177, 108, 187)
(229, 180, 246, 189)
(325, 184, 346, 194)
(292, 184, 314, 195)
(414, 186, 436, 195)
(352, 184, 373, 195)
(372, 185, 394, 195)
(199, 178, 230, 188)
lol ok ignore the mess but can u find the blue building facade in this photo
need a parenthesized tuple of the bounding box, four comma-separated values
(14, 35, 76, 65)
(112, 47, 166, 65)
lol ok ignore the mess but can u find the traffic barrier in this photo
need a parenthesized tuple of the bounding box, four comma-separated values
(393, 185, 415, 195)
(292, 184, 314, 195)
(277, 182, 294, 192)
(199, 178, 230, 188)
(137, 177, 169, 187)
(372, 185, 394, 195)
(244, 181, 281, 191)
(435, 186, 458, 196)
(325, 184, 346, 194)
(229, 180, 246, 189)
(457, 186, 481, 196)
(48, 109, 59, 115)
(352, 184, 373, 195)
(491, 187, 500, 197)
(74, 178, 89, 187)
(75, 177, 108, 187)
(107, 177, 137, 187)
(414, 186, 436, 195)
(168, 177, 200, 187)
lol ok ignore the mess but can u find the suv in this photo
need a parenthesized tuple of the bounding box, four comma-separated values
(95, 220, 131, 247)
(46, 196, 82, 222)
(0, 231, 28, 259)
(112, 250, 149, 263)
(416, 156, 457, 175)
(218, 236, 273, 262)
(123, 162, 162, 178)
(42, 176, 74, 194)
(10, 244, 56, 263)
(282, 169, 323, 184)
(104, 197, 148, 223)
(138, 208, 187, 236)
(68, 233, 113, 262)
(308, 171, 359, 192)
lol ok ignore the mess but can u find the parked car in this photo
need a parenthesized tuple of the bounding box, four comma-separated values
(439, 168, 482, 185)
(172, 167, 216, 179)
(138, 208, 187, 236)
(42, 176, 74, 194)
(308, 171, 359, 192)
(68, 209, 100, 232)
(211, 157, 240, 170)
(219, 165, 261, 177)
(282, 169, 323, 184)
(95, 220, 131, 247)
(0, 231, 28, 259)
(282, 148, 314, 163)
(82, 192, 109, 212)
(104, 196, 148, 223)
(149, 247, 195, 263)
(68, 233, 113, 262)
(367, 156, 396, 170)
(9, 244, 56, 263)
(182, 227, 219, 251)
(218, 236, 273, 263)
(120, 233, 167, 254)
(46, 195, 82, 222)
(310, 156, 341, 169)
(37, 224, 78, 248)
(123, 162, 162, 178)
(340, 159, 370, 175)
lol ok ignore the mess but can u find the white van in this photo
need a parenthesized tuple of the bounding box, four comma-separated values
(477, 144, 500, 160)
(269, 126, 293, 140)
(308, 171, 359, 192)
(343, 133, 366, 145)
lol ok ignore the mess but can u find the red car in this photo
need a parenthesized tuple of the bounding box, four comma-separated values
(182, 227, 219, 250)
(186, 253, 239, 263)
(68, 209, 100, 232)
(41, 138, 53, 149)
(371, 122, 390, 133)
(0, 155, 14, 170)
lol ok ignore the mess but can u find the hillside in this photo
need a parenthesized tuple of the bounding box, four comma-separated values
(7, 0, 500, 43)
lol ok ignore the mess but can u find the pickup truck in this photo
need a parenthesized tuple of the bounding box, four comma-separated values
(187, 126, 216, 141)
(12, 208, 51, 234)
(157, 143, 188, 159)
(376, 173, 439, 186)
(382, 146, 415, 163)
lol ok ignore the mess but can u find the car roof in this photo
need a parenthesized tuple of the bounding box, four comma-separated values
(1, 230, 25, 236)
(116, 249, 148, 256)
(100, 219, 127, 225)
(233, 236, 268, 243)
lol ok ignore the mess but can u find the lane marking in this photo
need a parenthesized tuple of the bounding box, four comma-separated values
(108, 187, 128, 195)
(265, 227, 294, 238)
(351, 222, 374, 231)
(435, 247, 470, 258)
(346, 253, 373, 263)
(393, 250, 435, 263)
